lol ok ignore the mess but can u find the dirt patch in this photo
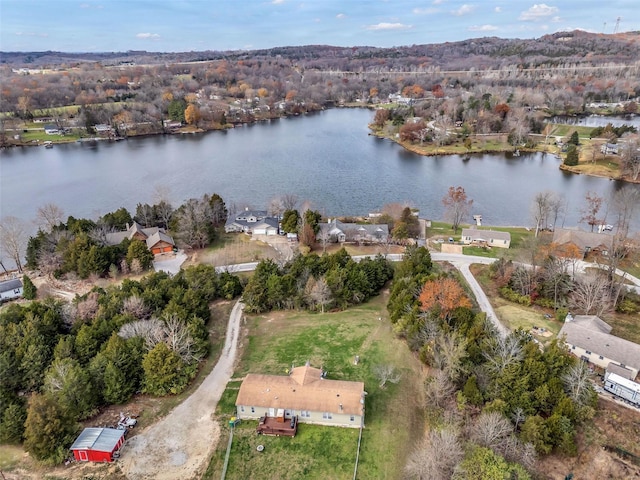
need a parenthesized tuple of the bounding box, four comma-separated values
(187, 234, 281, 267)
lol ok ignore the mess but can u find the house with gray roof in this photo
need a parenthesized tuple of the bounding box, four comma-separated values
(225, 208, 277, 234)
(461, 228, 511, 249)
(0, 278, 23, 302)
(552, 228, 613, 257)
(559, 314, 640, 380)
(318, 219, 389, 244)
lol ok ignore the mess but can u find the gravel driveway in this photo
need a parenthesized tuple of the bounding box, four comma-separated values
(120, 300, 244, 480)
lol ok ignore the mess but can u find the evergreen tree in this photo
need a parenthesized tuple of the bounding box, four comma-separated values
(564, 145, 579, 166)
(23, 393, 78, 464)
(22, 274, 37, 300)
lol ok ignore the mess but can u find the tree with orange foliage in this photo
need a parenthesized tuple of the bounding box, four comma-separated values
(184, 104, 201, 126)
(418, 277, 472, 321)
(442, 186, 473, 233)
(285, 90, 298, 102)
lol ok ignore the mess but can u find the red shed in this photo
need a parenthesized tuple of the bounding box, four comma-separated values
(70, 427, 126, 462)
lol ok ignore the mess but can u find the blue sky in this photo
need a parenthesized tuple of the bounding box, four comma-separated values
(1, 0, 637, 52)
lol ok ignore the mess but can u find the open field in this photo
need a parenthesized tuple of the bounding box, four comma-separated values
(186, 233, 282, 267)
(205, 293, 426, 480)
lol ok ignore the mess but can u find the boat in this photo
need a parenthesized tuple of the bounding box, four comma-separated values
(43, 141, 53, 148)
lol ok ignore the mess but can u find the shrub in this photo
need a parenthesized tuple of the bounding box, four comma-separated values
(499, 286, 531, 306)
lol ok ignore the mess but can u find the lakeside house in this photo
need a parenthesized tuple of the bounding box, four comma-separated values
(0, 278, 23, 302)
(104, 222, 175, 255)
(318, 219, 389, 244)
(552, 228, 613, 258)
(235, 363, 366, 428)
(460, 228, 511, 249)
(224, 208, 280, 235)
(559, 314, 640, 380)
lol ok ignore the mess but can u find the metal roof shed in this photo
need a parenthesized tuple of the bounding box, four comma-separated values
(70, 427, 126, 462)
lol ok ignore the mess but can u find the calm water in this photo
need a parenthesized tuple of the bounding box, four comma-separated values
(0, 108, 637, 229)
(551, 114, 640, 128)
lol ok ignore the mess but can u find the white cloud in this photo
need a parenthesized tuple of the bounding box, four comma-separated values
(15, 31, 48, 37)
(336, 13, 346, 19)
(468, 24, 498, 32)
(451, 4, 474, 16)
(432, 0, 445, 4)
(272, 0, 284, 4)
(136, 33, 161, 40)
(365, 22, 413, 31)
(79, 3, 103, 9)
(494, 6, 502, 13)
(518, 3, 559, 21)
(413, 7, 438, 15)
(551, 16, 561, 23)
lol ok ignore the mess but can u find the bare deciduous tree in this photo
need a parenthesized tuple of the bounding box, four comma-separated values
(471, 411, 512, 451)
(562, 360, 595, 407)
(530, 191, 553, 237)
(484, 334, 524, 376)
(405, 428, 463, 480)
(433, 331, 468, 382)
(0, 216, 28, 272)
(122, 295, 151, 320)
(570, 273, 611, 316)
(373, 364, 401, 388)
(36, 203, 64, 232)
(424, 370, 456, 408)
(304, 276, 332, 313)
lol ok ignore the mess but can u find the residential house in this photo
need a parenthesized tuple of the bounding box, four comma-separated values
(44, 124, 60, 135)
(559, 314, 640, 380)
(318, 219, 389, 244)
(105, 221, 175, 255)
(552, 228, 614, 258)
(93, 124, 113, 135)
(461, 228, 511, 249)
(235, 363, 365, 428)
(70, 427, 126, 463)
(0, 278, 23, 302)
(600, 143, 619, 155)
(225, 208, 279, 234)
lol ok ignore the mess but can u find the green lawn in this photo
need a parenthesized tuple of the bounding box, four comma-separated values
(205, 294, 425, 480)
(546, 124, 594, 138)
(463, 246, 498, 258)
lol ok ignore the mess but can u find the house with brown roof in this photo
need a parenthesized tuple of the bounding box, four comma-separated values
(235, 363, 365, 428)
(105, 222, 175, 255)
(461, 228, 511, 249)
(559, 314, 640, 380)
(552, 228, 613, 258)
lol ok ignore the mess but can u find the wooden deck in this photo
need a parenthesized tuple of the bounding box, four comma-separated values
(256, 415, 298, 437)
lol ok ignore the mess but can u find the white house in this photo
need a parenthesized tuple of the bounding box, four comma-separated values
(0, 278, 23, 302)
(236, 363, 365, 428)
(225, 209, 280, 234)
(559, 314, 640, 380)
(461, 228, 511, 249)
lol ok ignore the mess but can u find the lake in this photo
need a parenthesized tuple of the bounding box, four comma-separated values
(0, 108, 637, 230)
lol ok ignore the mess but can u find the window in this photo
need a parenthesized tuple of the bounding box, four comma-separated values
(350, 416, 355, 422)
(300, 411, 310, 418)
(322, 412, 332, 419)
(599, 356, 604, 360)
(585, 351, 591, 355)
(250, 407, 255, 413)
(240, 406, 245, 413)
(571, 345, 576, 350)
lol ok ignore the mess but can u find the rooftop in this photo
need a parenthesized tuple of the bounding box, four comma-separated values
(70, 427, 125, 452)
(236, 364, 365, 416)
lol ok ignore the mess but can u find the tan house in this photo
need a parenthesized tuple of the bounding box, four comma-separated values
(461, 228, 511, 248)
(559, 314, 640, 380)
(235, 363, 365, 428)
(105, 222, 175, 255)
(552, 228, 613, 258)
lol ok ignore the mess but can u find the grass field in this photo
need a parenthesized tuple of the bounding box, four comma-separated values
(205, 294, 425, 480)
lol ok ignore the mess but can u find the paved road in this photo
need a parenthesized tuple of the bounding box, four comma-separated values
(120, 300, 244, 480)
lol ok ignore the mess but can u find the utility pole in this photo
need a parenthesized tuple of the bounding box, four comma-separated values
(613, 17, 621, 34)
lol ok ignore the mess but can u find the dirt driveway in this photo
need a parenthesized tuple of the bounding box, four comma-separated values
(119, 300, 244, 480)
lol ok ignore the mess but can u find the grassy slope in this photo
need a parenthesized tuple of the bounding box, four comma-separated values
(205, 294, 425, 480)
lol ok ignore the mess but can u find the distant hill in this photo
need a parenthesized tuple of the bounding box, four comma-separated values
(1, 31, 639, 69)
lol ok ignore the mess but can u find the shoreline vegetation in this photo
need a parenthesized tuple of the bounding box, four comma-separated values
(4, 103, 639, 184)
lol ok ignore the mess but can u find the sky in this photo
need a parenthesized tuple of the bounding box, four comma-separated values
(0, 0, 638, 53)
